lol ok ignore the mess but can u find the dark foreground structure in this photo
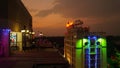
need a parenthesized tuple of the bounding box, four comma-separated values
(0, 0, 33, 56)
(0, 48, 69, 68)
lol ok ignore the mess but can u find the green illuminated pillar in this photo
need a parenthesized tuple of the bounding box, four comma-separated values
(76, 49, 83, 68)
(76, 39, 83, 68)
(76, 39, 82, 48)
(102, 48, 107, 68)
(97, 38, 107, 68)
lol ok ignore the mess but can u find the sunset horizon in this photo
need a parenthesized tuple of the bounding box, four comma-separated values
(22, 0, 120, 36)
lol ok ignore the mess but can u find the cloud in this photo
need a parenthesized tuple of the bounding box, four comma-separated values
(29, 8, 38, 12)
(90, 16, 120, 35)
(35, 9, 53, 17)
(34, 0, 120, 35)
(36, 0, 120, 18)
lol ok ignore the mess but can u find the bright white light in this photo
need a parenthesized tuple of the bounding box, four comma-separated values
(21, 30, 25, 32)
(26, 30, 29, 32)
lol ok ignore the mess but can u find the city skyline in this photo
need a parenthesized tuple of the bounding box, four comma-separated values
(22, 0, 120, 36)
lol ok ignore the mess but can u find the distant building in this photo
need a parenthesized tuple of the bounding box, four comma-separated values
(0, 0, 33, 54)
(64, 20, 107, 68)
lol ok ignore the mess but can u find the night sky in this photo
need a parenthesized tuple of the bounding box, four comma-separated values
(22, 0, 120, 36)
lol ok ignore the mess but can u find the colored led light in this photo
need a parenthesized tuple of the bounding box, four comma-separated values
(82, 36, 107, 68)
(97, 38, 107, 47)
(76, 39, 82, 48)
(95, 36, 97, 68)
(83, 38, 89, 47)
(87, 36, 100, 68)
(87, 37, 91, 68)
(93, 36, 97, 39)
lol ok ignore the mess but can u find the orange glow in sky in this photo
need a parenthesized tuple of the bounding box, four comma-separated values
(22, 0, 67, 36)
(22, 0, 120, 36)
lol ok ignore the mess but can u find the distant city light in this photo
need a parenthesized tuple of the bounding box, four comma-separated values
(32, 32, 35, 34)
(39, 33, 43, 36)
(26, 30, 29, 32)
(39, 32, 43, 36)
(21, 30, 25, 32)
(21, 30, 30, 33)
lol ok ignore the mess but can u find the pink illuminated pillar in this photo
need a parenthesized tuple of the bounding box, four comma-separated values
(0, 29, 10, 57)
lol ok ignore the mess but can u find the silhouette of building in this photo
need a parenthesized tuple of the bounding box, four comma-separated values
(0, 0, 32, 53)
(64, 20, 107, 68)
(0, 0, 32, 31)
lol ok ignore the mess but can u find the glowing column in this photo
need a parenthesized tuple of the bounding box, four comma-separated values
(97, 38, 107, 68)
(0, 29, 10, 57)
(76, 39, 83, 68)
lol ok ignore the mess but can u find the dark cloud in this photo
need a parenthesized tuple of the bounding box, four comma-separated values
(36, 0, 120, 18)
(90, 16, 120, 35)
(35, 0, 120, 35)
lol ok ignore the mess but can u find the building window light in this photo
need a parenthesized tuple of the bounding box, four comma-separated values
(32, 32, 35, 34)
(26, 30, 29, 33)
(21, 30, 25, 32)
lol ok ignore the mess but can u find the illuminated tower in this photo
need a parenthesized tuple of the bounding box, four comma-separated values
(64, 20, 107, 68)
(78, 35, 107, 68)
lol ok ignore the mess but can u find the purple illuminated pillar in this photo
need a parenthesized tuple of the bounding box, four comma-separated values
(0, 29, 10, 57)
